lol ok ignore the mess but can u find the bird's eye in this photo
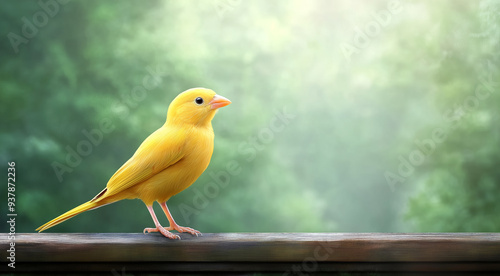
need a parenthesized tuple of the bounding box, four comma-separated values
(195, 97, 204, 105)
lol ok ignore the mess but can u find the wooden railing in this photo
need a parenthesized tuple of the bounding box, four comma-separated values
(1, 233, 500, 274)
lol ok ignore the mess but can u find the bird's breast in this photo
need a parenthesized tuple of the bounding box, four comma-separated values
(138, 127, 215, 203)
(182, 128, 215, 175)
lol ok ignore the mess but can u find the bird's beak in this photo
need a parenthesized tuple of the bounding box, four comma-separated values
(209, 95, 232, 110)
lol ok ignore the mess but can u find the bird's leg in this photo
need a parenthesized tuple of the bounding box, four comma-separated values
(160, 201, 202, 236)
(143, 205, 180, 239)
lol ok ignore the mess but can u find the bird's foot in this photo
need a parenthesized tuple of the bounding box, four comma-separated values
(143, 227, 180, 240)
(166, 225, 202, 237)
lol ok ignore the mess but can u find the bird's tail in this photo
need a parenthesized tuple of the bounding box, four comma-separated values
(36, 199, 109, 232)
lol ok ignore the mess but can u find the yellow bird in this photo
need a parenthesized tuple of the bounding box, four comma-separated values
(37, 88, 231, 239)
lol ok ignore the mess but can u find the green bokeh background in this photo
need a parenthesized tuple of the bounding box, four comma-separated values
(1, 0, 499, 234)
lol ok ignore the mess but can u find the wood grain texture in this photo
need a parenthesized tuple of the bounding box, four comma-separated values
(1, 233, 500, 273)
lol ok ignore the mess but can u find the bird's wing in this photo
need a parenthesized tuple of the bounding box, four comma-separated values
(93, 126, 186, 201)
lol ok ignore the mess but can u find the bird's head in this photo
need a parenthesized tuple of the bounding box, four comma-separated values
(166, 88, 231, 127)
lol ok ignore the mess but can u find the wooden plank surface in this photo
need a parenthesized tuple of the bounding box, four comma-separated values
(1, 233, 500, 273)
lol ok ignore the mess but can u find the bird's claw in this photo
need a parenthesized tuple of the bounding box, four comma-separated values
(166, 225, 202, 236)
(143, 227, 181, 240)
(143, 227, 155, 234)
(143, 224, 201, 238)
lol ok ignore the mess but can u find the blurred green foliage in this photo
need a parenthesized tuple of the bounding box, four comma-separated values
(0, 0, 499, 234)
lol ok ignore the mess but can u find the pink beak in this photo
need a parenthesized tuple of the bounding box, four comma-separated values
(209, 95, 232, 110)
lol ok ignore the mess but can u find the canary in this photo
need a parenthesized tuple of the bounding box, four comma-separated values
(36, 88, 231, 239)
